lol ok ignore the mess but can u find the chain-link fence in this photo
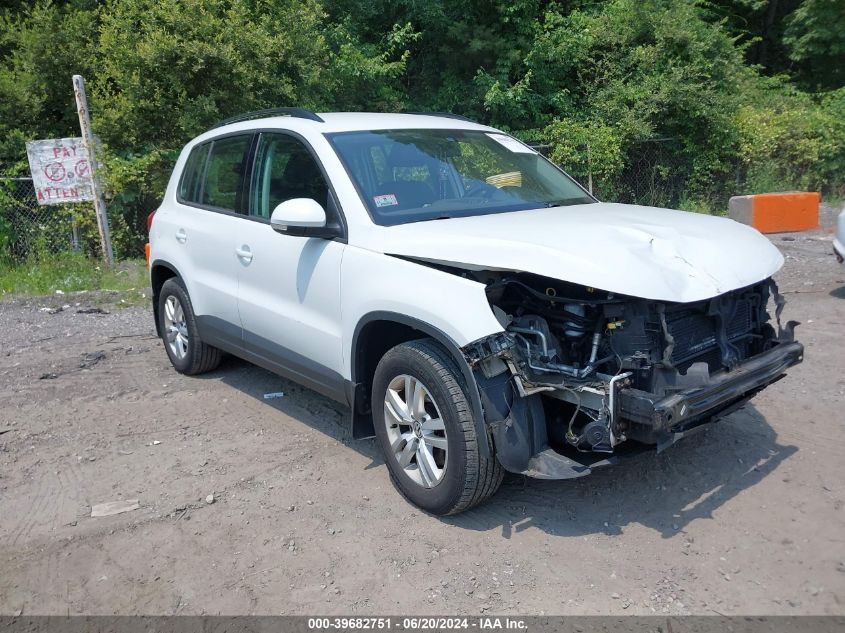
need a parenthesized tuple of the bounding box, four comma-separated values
(539, 138, 737, 212)
(0, 176, 82, 261)
(603, 138, 694, 209)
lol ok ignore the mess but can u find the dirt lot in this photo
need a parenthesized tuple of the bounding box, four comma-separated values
(1, 217, 844, 617)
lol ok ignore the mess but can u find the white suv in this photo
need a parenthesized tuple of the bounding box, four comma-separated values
(149, 109, 803, 515)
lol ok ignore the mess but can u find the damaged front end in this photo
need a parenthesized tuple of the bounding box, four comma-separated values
(463, 273, 804, 479)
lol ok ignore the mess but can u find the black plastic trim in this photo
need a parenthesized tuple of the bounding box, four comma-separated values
(149, 259, 183, 337)
(213, 107, 324, 128)
(619, 341, 804, 433)
(405, 111, 476, 122)
(196, 315, 348, 404)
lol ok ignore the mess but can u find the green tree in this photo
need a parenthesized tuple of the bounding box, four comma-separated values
(325, 0, 551, 116)
(1, 0, 844, 260)
(784, 0, 845, 90)
(90, 0, 411, 254)
(479, 0, 756, 205)
(0, 0, 412, 257)
(0, 1, 98, 173)
(737, 83, 845, 194)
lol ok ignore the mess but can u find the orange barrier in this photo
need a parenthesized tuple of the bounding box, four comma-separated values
(728, 192, 819, 233)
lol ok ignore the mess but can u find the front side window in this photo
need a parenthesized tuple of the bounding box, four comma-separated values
(327, 129, 594, 226)
(249, 133, 329, 219)
(201, 135, 252, 212)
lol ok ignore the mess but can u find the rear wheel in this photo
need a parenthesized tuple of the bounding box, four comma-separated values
(158, 277, 222, 375)
(372, 339, 503, 515)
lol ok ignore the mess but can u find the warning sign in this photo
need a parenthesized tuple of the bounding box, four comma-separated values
(26, 138, 95, 205)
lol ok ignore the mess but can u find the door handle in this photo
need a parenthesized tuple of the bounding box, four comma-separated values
(235, 246, 253, 263)
(175, 228, 187, 243)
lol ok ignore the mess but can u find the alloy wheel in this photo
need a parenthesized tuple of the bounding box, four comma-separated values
(163, 295, 189, 360)
(383, 374, 448, 488)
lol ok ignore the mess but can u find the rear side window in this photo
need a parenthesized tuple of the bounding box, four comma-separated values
(202, 135, 252, 211)
(179, 143, 209, 203)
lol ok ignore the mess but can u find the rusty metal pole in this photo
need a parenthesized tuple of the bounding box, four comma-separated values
(73, 74, 113, 265)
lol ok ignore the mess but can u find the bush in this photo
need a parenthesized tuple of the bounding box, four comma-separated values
(0, 0, 843, 258)
(737, 85, 845, 197)
(1, 0, 411, 260)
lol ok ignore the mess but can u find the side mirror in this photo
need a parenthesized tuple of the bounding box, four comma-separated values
(270, 198, 327, 234)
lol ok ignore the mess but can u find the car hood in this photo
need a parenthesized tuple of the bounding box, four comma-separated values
(359, 202, 783, 303)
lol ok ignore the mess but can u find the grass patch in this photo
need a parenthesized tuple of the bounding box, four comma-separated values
(0, 251, 149, 297)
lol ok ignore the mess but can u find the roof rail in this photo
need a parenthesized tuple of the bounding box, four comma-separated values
(407, 111, 477, 123)
(212, 107, 324, 128)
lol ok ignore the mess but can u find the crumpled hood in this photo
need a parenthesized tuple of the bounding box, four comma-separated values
(359, 202, 783, 303)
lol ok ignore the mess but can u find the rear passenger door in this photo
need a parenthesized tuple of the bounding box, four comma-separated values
(236, 132, 347, 400)
(171, 133, 253, 343)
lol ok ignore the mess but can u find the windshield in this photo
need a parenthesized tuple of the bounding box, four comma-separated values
(326, 129, 595, 226)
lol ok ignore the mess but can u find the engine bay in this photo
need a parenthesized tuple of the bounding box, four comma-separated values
(463, 271, 789, 455)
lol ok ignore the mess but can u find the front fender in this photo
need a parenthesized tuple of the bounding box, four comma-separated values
(340, 249, 504, 374)
(342, 249, 505, 456)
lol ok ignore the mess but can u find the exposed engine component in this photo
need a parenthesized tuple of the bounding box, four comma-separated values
(562, 303, 588, 338)
(480, 272, 782, 454)
(574, 418, 612, 452)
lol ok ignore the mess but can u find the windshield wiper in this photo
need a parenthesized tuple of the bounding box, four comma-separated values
(541, 198, 593, 208)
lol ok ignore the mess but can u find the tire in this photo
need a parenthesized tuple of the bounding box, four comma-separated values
(158, 277, 222, 375)
(372, 339, 503, 515)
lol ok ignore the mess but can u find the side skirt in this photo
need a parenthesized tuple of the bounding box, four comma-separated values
(195, 315, 350, 406)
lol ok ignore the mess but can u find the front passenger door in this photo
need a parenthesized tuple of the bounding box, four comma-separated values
(236, 132, 347, 400)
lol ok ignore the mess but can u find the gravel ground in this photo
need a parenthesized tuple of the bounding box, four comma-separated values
(0, 213, 843, 616)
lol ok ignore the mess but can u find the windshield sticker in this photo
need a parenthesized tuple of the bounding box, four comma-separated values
(485, 133, 536, 154)
(486, 171, 523, 188)
(373, 193, 398, 207)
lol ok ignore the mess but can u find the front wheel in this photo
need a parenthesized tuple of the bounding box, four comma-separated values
(372, 339, 503, 515)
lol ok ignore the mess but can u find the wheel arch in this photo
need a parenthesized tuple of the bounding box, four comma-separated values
(349, 311, 492, 457)
(150, 259, 182, 336)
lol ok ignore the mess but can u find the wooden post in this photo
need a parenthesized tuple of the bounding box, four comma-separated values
(73, 74, 113, 265)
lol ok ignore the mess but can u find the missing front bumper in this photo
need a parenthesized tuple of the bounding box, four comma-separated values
(485, 340, 803, 480)
(618, 340, 804, 448)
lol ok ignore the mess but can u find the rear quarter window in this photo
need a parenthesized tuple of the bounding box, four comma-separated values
(178, 143, 209, 203)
